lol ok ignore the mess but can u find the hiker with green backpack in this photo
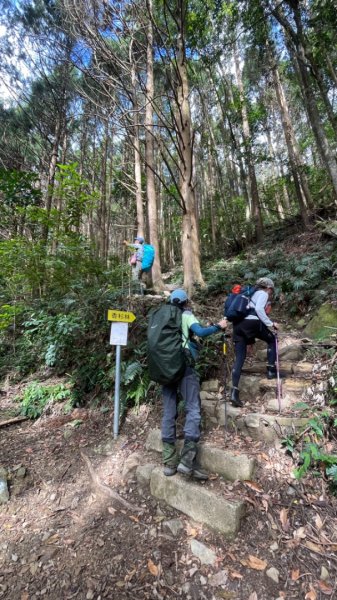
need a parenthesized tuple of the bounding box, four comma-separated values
(147, 289, 227, 480)
(226, 277, 280, 408)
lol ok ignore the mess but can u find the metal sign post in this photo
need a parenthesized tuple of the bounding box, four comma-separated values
(108, 310, 136, 439)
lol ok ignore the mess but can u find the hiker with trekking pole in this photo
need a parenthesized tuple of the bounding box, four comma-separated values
(224, 277, 280, 408)
(147, 289, 227, 480)
(123, 236, 155, 293)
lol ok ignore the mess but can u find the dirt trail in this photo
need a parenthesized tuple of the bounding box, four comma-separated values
(1, 379, 337, 600)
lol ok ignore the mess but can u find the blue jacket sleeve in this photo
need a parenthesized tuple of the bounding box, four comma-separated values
(190, 323, 221, 338)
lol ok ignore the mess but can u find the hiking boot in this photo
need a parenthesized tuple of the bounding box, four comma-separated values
(177, 441, 208, 480)
(177, 441, 197, 475)
(230, 387, 243, 407)
(163, 464, 177, 476)
(162, 442, 178, 477)
(192, 465, 209, 481)
(267, 365, 277, 379)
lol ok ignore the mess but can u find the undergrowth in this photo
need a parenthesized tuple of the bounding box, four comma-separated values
(16, 381, 76, 419)
(282, 370, 337, 494)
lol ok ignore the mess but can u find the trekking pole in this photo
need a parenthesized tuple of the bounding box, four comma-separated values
(222, 333, 228, 433)
(275, 333, 282, 413)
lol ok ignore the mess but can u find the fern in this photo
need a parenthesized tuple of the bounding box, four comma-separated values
(123, 361, 142, 384)
(292, 278, 308, 290)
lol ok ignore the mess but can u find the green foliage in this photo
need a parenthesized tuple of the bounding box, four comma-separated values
(282, 404, 337, 493)
(121, 360, 153, 413)
(0, 303, 23, 330)
(55, 163, 99, 232)
(17, 381, 75, 419)
(294, 443, 337, 491)
(203, 240, 336, 316)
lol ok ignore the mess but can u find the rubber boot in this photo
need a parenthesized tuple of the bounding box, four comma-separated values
(230, 386, 243, 407)
(162, 442, 178, 476)
(177, 441, 196, 475)
(267, 365, 277, 379)
(177, 441, 208, 480)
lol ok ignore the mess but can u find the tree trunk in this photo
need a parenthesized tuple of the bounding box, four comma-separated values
(145, 0, 164, 291)
(43, 113, 63, 242)
(270, 51, 311, 225)
(233, 46, 264, 241)
(175, 2, 204, 294)
(130, 40, 145, 238)
(271, 4, 337, 200)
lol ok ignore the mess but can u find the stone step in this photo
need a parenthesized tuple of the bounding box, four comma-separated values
(215, 405, 309, 444)
(257, 342, 305, 362)
(242, 361, 313, 377)
(146, 466, 245, 538)
(145, 429, 256, 481)
(239, 375, 309, 401)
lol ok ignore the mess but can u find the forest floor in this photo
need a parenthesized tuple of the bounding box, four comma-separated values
(1, 226, 337, 600)
(0, 379, 337, 600)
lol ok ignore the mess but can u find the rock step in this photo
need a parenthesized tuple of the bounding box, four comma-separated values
(215, 406, 309, 444)
(145, 429, 256, 481)
(239, 375, 309, 401)
(138, 466, 245, 538)
(242, 361, 313, 377)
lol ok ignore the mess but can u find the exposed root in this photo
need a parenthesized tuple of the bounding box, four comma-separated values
(80, 451, 143, 514)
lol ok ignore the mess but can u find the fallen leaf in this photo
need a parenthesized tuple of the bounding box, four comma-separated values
(29, 563, 39, 576)
(25, 448, 33, 454)
(315, 514, 323, 530)
(21, 592, 29, 600)
(185, 523, 198, 537)
(229, 570, 243, 580)
(259, 452, 269, 461)
(291, 569, 300, 581)
(293, 526, 306, 539)
(317, 580, 333, 595)
(148, 559, 158, 576)
(305, 588, 317, 600)
(244, 481, 263, 493)
(280, 508, 289, 531)
(247, 555, 267, 571)
(305, 541, 322, 554)
(107, 507, 116, 516)
(262, 498, 269, 512)
(248, 593, 258, 600)
(129, 515, 139, 523)
(153, 516, 165, 523)
(46, 534, 59, 545)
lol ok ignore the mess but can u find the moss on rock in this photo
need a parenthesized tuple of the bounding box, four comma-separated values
(304, 303, 337, 340)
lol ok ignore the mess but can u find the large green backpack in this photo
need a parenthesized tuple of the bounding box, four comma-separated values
(147, 304, 187, 385)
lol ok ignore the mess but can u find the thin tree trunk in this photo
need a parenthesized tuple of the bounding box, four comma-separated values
(233, 46, 264, 241)
(145, 0, 164, 291)
(43, 114, 63, 242)
(175, 2, 204, 294)
(270, 53, 311, 225)
(130, 41, 145, 238)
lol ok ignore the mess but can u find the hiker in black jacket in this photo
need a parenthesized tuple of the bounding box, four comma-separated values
(230, 277, 279, 408)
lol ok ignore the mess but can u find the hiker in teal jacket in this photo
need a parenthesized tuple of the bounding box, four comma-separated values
(123, 236, 144, 281)
(162, 289, 227, 480)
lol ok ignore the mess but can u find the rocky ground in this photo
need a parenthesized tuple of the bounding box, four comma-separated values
(1, 377, 337, 600)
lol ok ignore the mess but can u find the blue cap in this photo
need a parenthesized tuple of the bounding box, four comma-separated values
(170, 289, 188, 305)
(135, 236, 144, 243)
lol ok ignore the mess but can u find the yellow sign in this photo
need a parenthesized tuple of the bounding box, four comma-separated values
(108, 309, 136, 323)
